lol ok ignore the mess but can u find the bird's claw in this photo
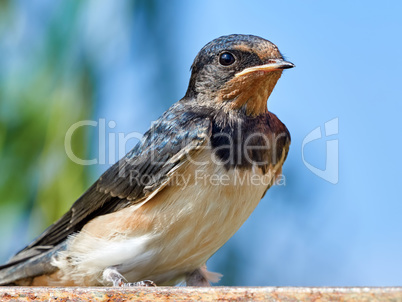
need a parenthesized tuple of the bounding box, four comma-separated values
(119, 279, 156, 287)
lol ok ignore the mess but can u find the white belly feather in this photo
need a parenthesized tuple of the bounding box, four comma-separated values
(51, 149, 283, 285)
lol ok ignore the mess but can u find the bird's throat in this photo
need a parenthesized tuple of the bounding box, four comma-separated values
(218, 70, 282, 116)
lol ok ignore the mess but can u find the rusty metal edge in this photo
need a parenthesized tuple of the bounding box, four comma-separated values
(0, 287, 401, 301)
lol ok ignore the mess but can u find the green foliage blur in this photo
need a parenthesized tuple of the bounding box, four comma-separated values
(0, 1, 94, 248)
(0, 0, 177, 264)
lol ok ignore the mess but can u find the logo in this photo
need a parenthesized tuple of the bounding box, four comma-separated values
(302, 118, 339, 184)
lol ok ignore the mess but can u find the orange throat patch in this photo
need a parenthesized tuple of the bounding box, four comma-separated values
(218, 70, 282, 116)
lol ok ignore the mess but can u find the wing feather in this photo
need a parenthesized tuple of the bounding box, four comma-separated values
(1, 102, 211, 273)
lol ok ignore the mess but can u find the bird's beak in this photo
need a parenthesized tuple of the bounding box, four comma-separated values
(235, 59, 295, 78)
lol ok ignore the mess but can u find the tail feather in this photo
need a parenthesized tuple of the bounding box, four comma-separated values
(0, 243, 65, 285)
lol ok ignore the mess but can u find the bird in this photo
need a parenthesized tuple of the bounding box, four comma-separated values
(0, 34, 294, 287)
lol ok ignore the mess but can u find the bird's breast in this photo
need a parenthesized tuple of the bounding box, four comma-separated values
(148, 147, 284, 261)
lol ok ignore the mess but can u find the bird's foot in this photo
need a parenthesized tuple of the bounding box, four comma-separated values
(120, 280, 156, 287)
(103, 267, 156, 287)
(186, 264, 222, 286)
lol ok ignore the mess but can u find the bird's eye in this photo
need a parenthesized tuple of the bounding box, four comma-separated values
(219, 52, 236, 66)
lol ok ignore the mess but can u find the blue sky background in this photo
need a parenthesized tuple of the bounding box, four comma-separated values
(1, 0, 401, 286)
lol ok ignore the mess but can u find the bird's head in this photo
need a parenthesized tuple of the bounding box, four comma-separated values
(186, 34, 294, 116)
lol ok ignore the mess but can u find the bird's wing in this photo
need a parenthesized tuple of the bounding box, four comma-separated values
(2, 104, 212, 269)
